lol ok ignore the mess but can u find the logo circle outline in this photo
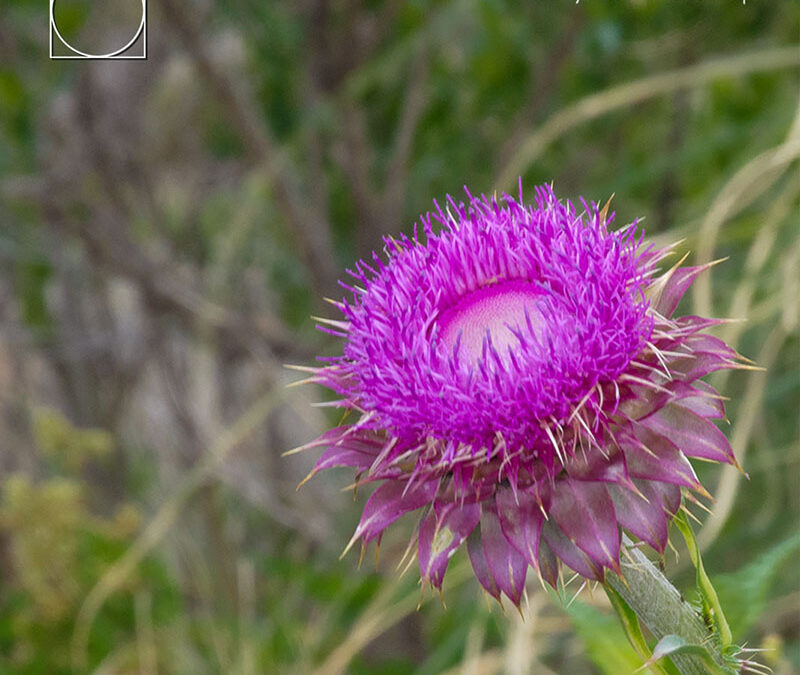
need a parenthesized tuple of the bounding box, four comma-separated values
(50, 0, 145, 58)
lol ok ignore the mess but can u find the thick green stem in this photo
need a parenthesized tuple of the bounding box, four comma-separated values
(604, 537, 726, 675)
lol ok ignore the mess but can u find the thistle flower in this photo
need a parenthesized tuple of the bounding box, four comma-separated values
(294, 184, 744, 606)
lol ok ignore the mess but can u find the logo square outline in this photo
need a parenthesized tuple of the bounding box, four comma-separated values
(50, 0, 147, 60)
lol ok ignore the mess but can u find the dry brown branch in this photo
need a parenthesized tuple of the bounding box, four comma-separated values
(692, 95, 800, 317)
(71, 386, 287, 672)
(381, 44, 431, 224)
(495, 9, 586, 173)
(47, 192, 303, 359)
(496, 45, 800, 190)
(353, 0, 407, 71)
(335, 39, 431, 256)
(338, 101, 383, 257)
(157, 0, 340, 298)
(46, 70, 310, 360)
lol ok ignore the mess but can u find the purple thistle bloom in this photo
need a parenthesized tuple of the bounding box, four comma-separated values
(295, 184, 744, 605)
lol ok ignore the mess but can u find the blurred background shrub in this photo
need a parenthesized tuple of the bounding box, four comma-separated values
(0, 1, 798, 673)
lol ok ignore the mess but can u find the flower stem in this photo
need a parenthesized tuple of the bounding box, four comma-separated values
(604, 537, 726, 675)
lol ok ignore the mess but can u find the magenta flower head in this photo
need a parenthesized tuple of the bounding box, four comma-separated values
(294, 184, 743, 606)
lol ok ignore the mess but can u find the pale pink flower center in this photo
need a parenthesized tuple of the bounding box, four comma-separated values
(437, 279, 543, 363)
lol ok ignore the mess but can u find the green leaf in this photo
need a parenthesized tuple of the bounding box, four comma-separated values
(604, 583, 652, 660)
(604, 583, 674, 675)
(674, 510, 733, 648)
(638, 635, 731, 675)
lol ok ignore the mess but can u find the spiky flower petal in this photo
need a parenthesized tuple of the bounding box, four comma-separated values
(296, 185, 743, 604)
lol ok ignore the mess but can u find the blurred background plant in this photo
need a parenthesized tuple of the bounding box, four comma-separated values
(0, 1, 798, 673)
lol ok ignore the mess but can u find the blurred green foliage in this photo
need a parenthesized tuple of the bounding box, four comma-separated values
(0, 411, 159, 674)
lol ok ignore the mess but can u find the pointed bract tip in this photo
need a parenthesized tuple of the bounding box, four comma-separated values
(285, 376, 317, 389)
(683, 491, 714, 514)
(296, 468, 318, 490)
(497, 595, 506, 615)
(608, 558, 622, 577)
(680, 504, 703, 525)
(282, 443, 309, 457)
(692, 482, 713, 501)
(673, 250, 692, 268)
(417, 583, 426, 612)
(624, 479, 649, 503)
(667, 237, 688, 250)
(284, 363, 317, 373)
(358, 541, 368, 569)
(599, 193, 615, 223)
(340, 528, 362, 560)
(738, 363, 767, 372)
